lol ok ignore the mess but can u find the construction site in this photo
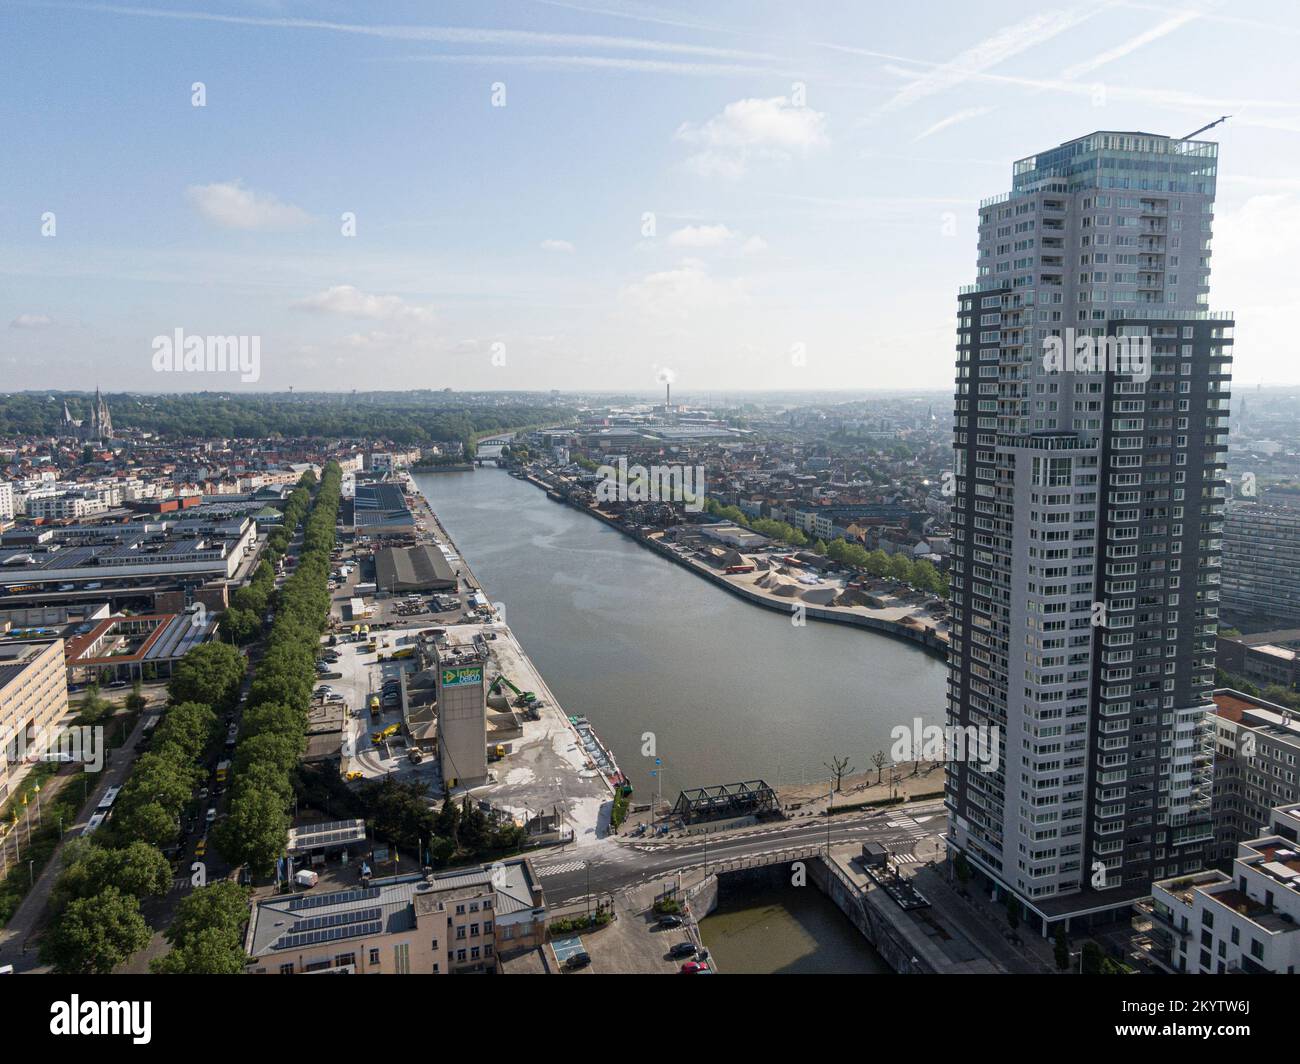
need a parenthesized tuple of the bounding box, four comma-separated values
(330, 609, 625, 850)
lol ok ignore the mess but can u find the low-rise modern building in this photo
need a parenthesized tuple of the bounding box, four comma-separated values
(1148, 802, 1300, 974)
(1216, 628, 1300, 690)
(245, 859, 546, 974)
(0, 518, 257, 591)
(0, 639, 69, 802)
(63, 612, 219, 684)
(1211, 689, 1300, 860)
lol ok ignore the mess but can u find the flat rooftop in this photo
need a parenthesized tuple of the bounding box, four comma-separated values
(247, 859, 541, 958)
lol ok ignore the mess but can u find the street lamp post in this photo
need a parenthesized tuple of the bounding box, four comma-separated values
(826, 780, 833, 855)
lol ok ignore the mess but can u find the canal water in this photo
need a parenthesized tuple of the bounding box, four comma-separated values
(414, 468, 948, 796)
(699, 882, 892, 973)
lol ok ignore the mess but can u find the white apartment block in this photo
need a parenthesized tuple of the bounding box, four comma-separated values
(1147, 802, 1300, 974)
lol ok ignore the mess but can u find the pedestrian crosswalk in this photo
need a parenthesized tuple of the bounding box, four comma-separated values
(886, 815, 930, 840)
(893, 852, 919, 865)
(538, 860, 585, 877)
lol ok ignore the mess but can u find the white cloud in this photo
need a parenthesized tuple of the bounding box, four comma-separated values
(741, 235, 768, 255)
(676, 96, 827, 178)
(620, 260, 747, 318)
(293, 285, 433, 322)
(10, 313, 53, 329)
(668, 224, 735, 248)
(187, 181, 312, 230)
(540, 239, 576, 253)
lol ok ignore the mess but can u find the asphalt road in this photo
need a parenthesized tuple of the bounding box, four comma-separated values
(532, 800, 947, 906)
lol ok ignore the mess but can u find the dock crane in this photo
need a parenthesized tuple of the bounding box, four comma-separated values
(1181, 115, 1230, 140)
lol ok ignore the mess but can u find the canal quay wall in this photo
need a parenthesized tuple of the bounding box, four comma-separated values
(686, 852, 968, 974)
(522, 472, 948, 664)
(646, 537, 949, 662)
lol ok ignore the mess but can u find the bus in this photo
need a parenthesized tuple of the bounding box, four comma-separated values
(82, 812, 107, 836)
(96, 786, 122, 814)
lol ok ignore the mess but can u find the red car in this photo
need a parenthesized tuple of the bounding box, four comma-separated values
(679, 961, 709, 974)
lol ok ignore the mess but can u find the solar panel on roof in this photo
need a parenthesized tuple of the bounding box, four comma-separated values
(294, 907, 382, 932)
(274, 917, 384, 951)
(286, 886, 379, 911)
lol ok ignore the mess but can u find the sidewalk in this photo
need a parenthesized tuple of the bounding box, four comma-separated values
(911, 864, 1057, 975)
(0, 708, 158, 972)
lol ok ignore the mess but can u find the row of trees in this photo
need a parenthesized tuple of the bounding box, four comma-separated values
(221, 482, 312, 645)
(35, 468, 339, 974)
(820, 539, 948, 597)
(702, 498, 948, 597)
(39, 653, 242, 972)
(0, 393, 572, 446)
(214, 462, 342, 877)
(704, 499, 810, 547)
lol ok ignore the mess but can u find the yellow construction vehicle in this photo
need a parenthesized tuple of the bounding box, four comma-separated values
(371, 724, 400, 744)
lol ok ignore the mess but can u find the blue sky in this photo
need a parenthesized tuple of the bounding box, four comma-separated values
(3, 0, 1300, 394)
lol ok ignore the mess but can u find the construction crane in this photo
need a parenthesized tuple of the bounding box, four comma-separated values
(1181, 115, 1230, 140)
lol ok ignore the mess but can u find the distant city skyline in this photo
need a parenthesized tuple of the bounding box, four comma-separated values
(4, 0, 1300, 392)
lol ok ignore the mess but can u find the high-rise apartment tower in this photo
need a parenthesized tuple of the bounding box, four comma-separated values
(946, 131, 1233, 933)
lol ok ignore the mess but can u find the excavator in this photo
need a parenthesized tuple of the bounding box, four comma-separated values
(489, 675, 542, 718)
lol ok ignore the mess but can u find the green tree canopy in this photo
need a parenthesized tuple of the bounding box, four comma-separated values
(168, 642, 246, 713)
(40, 886, 152, 974)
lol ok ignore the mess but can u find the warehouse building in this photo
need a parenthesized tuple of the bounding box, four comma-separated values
(375, 544, 458, 593)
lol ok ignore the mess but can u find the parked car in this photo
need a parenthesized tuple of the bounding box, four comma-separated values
(679, 961, 708, 974)
(657, 915, 683, 929)
(205, 807, 217, 824)
(669, 942, 698, 958)
(564, 952, 591, 970)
